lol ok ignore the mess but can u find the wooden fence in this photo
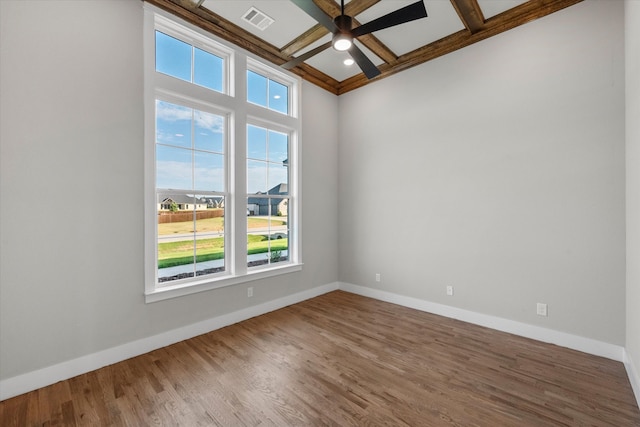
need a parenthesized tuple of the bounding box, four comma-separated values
(158, 209, 224, 224)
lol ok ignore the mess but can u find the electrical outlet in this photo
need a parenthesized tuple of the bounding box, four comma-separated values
(446, 285, 454, 296)
(248, 287, 253, 298)
(536, 303, 547, 316)
(375, 273, 381, 282)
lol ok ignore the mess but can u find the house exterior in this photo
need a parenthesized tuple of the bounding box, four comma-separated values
(158, 194, 212, 211)
(248, 183, 288, 216)
(200, 196, 224, 209)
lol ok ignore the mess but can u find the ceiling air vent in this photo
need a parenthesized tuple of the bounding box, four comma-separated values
(242, 7, 274, 31)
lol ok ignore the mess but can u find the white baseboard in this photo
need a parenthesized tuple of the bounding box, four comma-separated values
(0, 282, 630, 403)
(0, 282, 339, 401)
(338, 282, 625, 362)
(624, 349, 640, 409)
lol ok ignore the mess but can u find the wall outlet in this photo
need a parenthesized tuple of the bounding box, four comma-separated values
(375, 273, 381, 282)
(536, 302, 547, 316)
(247, 287, 253, 298)
(446, 285, 454, 296)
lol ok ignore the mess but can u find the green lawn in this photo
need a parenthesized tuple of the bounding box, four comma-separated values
(158, 234, 288, 268)
(159, 217, 287, 235)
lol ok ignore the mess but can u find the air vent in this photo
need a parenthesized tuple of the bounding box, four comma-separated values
(242, 7, 274, 31)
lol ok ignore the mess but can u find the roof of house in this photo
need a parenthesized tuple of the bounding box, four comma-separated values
(161, 194, 222, 205)
(248, 183, 288, 206)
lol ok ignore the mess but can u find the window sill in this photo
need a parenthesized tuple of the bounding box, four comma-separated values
(145, 263, 303, 303)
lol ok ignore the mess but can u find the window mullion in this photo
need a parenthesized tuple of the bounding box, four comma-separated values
(233, 113, 248, 276)
(234, 55, 248, 275)
(192, 204, 197, 275)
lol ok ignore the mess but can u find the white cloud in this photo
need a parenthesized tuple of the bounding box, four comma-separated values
(157, 100, 224, 134)
(157, 160, 192, 190)
(194, 111, 224, 134)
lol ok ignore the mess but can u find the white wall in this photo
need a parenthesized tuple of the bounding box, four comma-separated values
(0, 0, 338, 383)
(626, 0, 640, 400)
(338, 0, 626, 344)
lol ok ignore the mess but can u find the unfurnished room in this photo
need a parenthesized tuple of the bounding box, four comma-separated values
(1, 0, 640, 425)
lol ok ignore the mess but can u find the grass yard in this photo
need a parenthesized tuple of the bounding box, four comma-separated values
(158, 217, 287, 235)
(158, 234, 288, 268)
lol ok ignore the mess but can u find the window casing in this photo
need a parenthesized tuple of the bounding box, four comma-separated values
(144, 7, 301, 302)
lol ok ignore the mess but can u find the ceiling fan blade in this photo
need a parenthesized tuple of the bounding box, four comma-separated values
(348, 44, 381, 79)
(351, 1, 427, 38)
(290, 0, 338, 33)
(282, 41, 332, 70)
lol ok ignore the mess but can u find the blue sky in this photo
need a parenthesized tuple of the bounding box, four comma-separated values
(156, 101, 225, 192)
(156, 31, 223, 92)
(247, 125, 289, 194)
(156, 31, 288, 114)
(156, 102, 289, 195)
(247, 71, 288, 114)
(155, 31, 290, 195)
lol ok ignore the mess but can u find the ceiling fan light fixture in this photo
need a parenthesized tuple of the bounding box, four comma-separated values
(287, 0, 427, 80)
(333, 33, 352, 51)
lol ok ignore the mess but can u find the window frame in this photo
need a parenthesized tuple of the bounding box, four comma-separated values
(144, 5, 302, 303)
(154, 95, 230, 284)
(246, 120, 295, 270)
(154, 14, 233, 96)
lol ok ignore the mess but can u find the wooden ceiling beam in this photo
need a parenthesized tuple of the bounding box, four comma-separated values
(337, 0, 583, 94)
(450, 0, 485, 34)
(281, 24, 329, 58)
(289, 63, 342, 94)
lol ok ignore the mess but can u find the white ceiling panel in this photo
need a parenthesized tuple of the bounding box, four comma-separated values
(478, 0, 529, 19)
(201, 0, 317, 48)
(355, 0, 464, 56)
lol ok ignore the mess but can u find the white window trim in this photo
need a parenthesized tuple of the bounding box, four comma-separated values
(143, 4, 302, 303)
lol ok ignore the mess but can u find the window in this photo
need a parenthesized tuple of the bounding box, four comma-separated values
(247, 124, 290, 267)
(155, 30, 224, 92)
(247, 70, 289, 114)
(145, 8, 301, 302)
(155, 100, 226, 282)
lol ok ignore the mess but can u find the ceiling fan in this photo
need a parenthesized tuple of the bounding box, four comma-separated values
(283, 0, 428, 79)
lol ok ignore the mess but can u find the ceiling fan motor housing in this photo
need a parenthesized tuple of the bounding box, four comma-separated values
(334, 14, 353, 31)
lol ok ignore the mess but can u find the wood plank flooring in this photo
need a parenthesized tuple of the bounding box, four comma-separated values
(1, 290, 639, 426)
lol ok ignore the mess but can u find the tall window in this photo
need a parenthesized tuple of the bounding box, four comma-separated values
(155, 101, 226, 283)
(247, 124, 290, 268)
(145, 9, 301, 302)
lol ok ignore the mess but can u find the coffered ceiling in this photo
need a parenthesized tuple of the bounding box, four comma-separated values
(145, 0, 584, 95)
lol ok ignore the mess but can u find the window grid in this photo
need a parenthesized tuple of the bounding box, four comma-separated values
(247, 124, 290, 269)
(155, 99, 228, 285)
(145, 6, 300, 301)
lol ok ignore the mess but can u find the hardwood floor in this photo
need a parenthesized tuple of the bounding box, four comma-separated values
(1, 291, 639, 426)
